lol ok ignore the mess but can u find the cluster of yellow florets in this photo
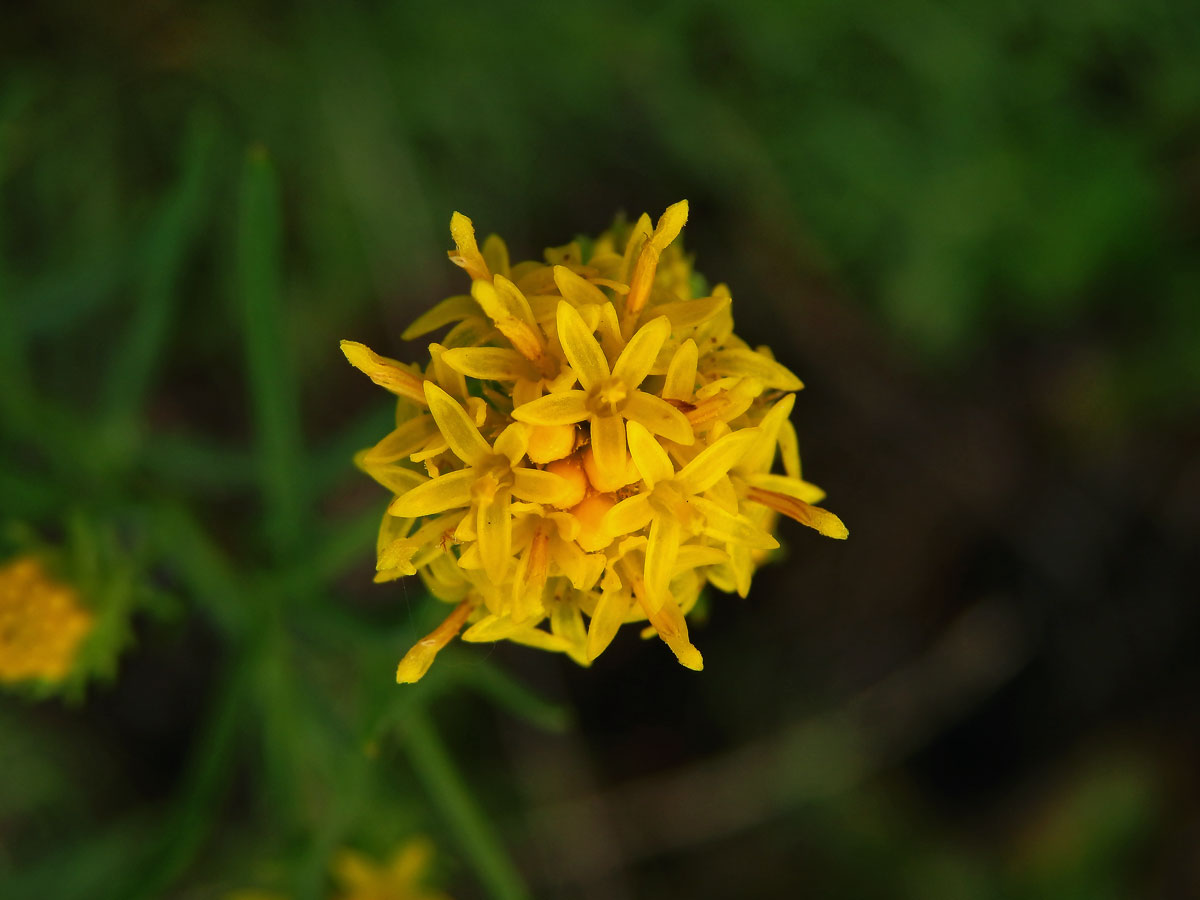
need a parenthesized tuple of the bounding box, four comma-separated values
(342, 201, 846, 683)
(230, 839, 449, 900)
(0, 555, 93, 684)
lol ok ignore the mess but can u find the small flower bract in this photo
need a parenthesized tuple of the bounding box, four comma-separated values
(0, 555, 94, 685)
(343, 201, 847, 682)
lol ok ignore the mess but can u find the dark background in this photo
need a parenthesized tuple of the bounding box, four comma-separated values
(2, 2, 1198, 898)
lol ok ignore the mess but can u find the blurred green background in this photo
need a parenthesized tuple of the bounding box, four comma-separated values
(2, 1, 1198, 898)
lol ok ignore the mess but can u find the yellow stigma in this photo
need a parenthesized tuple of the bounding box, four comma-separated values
(587, 378, 629, 416)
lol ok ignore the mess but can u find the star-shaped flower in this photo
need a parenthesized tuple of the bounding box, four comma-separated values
(510, 301, 694, 491)
(389, 382, 570, 585)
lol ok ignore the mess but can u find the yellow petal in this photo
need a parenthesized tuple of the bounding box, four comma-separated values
(581, 442, 638, 493)
(594, 301, 625, 361)
(401, 294, 482, 340)
(428, 341, 468, 400)
(360, 416, 438, 466)
(729, 545, 754, 597)
(685, 378, 759, 428)
(663, 338, 698, 401)
(779, 419, 802, 479)
(548, 597, 589, 667)
(556, 301, 610, 389)
(395, 600, 473, 683)
(739, 394, 796, 474)
(747, 473, 826, 505)
(492, 422, 530, 465)
(443, 317, 499, 350)
(745, 489, 848, 539)
(439, 346, 535, 381)
(527, 293, 564, 324)
(611, 315, 671, 389)
(357, 458, 428, 495)
(511, 390, 589, 426)
(481, 233, 511, 280)
(675, 428, 760, 494)
(550, 535, 590, 588)
(647, 294, 731, 330)
(553, 265, 608, 307)
(623, 201, 688, 328)
(602, 493, 653, 537)
(589, 414, 627, 491)
(461, 613, 530, 643)
(376, 539, 420, 578)
(690, 495, 780, 549)
(340, 340, 427, 405)
(619, 213, 653, 284)
(512, 467, 570, 505)
(512, 526, 551, 620)
(388, 468, 475, 518)
(703, 473, 739, 512)
(704, 348, 803, 391)
(624, 391, 694, 445)
(649, 199, 689, 252)
(423, 381, 491, 466)
(644, 515, 682, 610)
(477, 490, 513, 583)
(625, 421, 674, 488)
(675, 543, 729, 573)
(376, 510, 416, 555)
(634, 587, 703, 671)
(494, 275, 539, 328)
(448, 211, 490, 281)
(586, 589, 632, 661)
(471, 278, 544, 361)
(420, 555, 471, 602)
(506, 626, 570, 653)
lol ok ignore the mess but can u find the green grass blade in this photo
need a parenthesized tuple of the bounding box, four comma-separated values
(282, 503, 380, 595)
(235, 145, 304, 556)
(125, 649, 251, 900)
(462, 661, 572, 733)
(140, 432, 255, 491)
(102, 110, 218, 423)
(148, 504, 249, 636)
(401, 708, 531, 900)
(0, 84, 33, 424)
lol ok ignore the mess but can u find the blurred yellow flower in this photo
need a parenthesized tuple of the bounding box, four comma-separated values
(0, 555, 93, 684)
(228, 838, 449, 900)
(331, 840, 449, 900)
(343, 201, 847, 682)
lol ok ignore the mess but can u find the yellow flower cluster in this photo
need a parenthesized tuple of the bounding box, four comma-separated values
(342, 201, 847, 682)
(330, 841, 449, 900)
(0, 555, 93, 684)
(229, 839, 448, 900)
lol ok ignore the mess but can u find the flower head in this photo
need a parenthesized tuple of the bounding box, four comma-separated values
(0, 555, 94, 685)
(343, 201, 847, 682)
(331, 840, 449, 900)
(228, 838, 449, 900)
